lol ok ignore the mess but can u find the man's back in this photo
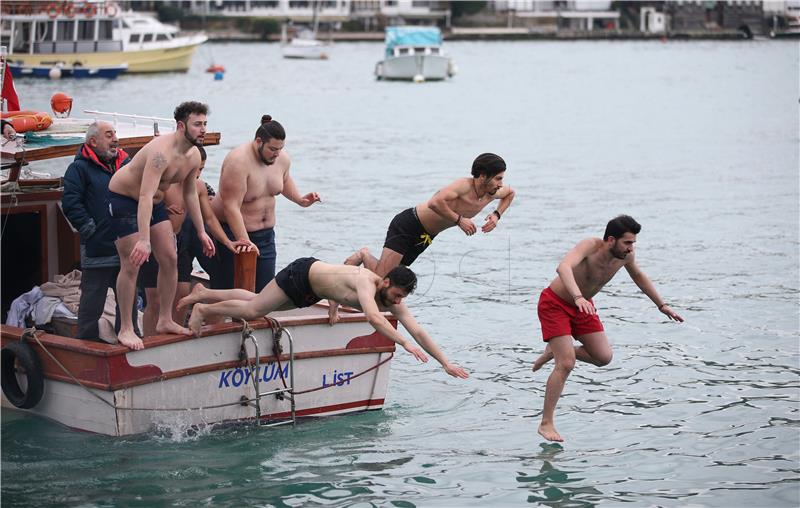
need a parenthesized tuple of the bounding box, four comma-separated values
(308, 262, 378, 309)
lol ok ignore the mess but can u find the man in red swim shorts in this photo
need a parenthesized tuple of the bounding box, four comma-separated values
(532, 215, 684, 443)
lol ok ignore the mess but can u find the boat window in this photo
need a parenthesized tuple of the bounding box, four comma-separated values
(77, 20, 95, 40)
(289, 1, 311, 7)
(11, 21, 33, 52)
(143, 33, 154, 42)
(129, 33, 141, 43)
(56, 20, 75, 41)
(156, 33, 169, 41)
(98, 20, 113, 39)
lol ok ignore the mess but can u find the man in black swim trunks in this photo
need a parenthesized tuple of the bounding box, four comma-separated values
(177, 259, 469, 379)
(329, 153, 515, 324)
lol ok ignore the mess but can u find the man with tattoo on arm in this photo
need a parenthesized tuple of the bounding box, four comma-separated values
(107, 101, 215, 350)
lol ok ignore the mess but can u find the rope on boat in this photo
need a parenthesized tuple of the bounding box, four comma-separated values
(263, 316, 394, 395)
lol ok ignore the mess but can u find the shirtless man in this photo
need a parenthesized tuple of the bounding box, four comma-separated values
(211, 115, 321, 291)
(178, 260, 469, 379)
(532, 215, 684, 442)
(107, 101, 215, 350)
(139, 146, 252, 333)
(329, 152, 515, 324)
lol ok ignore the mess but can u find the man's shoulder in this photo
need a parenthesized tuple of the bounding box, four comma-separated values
(574, 237, 604, 254)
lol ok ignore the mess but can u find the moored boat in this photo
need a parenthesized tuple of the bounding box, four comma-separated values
(0, 108, 398, 436)
(375, 26, 456, 82)
(0, 1, 207, 73)
(9, 62, 128, 79)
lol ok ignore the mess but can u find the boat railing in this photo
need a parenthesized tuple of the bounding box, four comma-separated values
(34, 40, 123, 55)
(240, 321, 296, 428)
(83, 109, 175, 134)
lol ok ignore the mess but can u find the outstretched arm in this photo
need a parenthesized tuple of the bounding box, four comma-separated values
(391, 302, 469, 379)
(427, 179, 476, 235)
(625, 260, 684, 322)
(355, 277, 429, 362)
(482, 185, 515, 233)
(282, 173, 321, 207)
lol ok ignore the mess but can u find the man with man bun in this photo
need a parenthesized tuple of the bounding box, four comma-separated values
(211, 115, 321, 291)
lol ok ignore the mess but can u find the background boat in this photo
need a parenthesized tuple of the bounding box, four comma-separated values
(280, 2, 330, 60)
(8, 62, 127, 79)
(0, 1, 206, 73)
(375, 26, 455, 82)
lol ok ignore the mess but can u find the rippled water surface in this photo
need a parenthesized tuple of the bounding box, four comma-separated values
(2, 39, 799, 507)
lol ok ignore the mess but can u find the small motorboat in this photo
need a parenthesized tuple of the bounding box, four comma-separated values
(375, 26, 456, 82)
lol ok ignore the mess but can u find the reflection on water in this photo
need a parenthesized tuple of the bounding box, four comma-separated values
(2, 39, 799, 507)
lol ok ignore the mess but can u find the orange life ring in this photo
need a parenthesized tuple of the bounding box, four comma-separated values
(83, 2, 97, 18)
(63, 2, 75, 18)
(46, 3, 60, 19)
(0, 111, 53, 133)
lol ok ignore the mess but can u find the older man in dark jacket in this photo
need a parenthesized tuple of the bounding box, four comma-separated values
(62, 121, 140, 340)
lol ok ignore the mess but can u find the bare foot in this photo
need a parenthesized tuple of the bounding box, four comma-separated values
(118, 329, 145, 350)
(155, 319, 191, 336)
(188, 304, 205, 336)
(538, 422, 564, 442)
(532, 345, 553, 372)
(328, 300, 340, 326)
(177, 284, 206, 311)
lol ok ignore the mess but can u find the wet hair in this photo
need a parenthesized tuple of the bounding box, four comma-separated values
(174, 101, 209, 124)
(604, 215, 641, 241)
(471, 153, 506, 178)
(254, 114, 286, 142)
(197, 145, 207, 161)
(385, 265, 417, 294)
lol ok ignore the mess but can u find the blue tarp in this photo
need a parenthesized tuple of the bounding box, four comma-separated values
(384, 26, 442, 56)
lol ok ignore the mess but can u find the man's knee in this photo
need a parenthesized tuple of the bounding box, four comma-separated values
(594, 351, 613, 367)
(554, 356, 576, 373)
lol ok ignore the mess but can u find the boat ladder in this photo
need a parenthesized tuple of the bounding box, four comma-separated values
(239, 320, 296, 428)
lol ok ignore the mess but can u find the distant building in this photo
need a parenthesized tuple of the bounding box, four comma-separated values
(173, 0, 450, 28)
(666, 1, 764, 35)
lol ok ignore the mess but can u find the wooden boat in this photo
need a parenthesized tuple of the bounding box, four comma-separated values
(0, 111, 397, 436)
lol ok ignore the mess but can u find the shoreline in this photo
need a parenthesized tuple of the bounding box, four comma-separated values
(206, 29, 760, 43)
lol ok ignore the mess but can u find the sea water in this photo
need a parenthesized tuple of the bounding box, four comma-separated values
(2, 39, 798, 507)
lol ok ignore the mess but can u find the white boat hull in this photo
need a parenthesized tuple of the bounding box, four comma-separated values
(1, 305, 396, 436)
(281, 40, 330, 60)
(376, 54, 453, 81)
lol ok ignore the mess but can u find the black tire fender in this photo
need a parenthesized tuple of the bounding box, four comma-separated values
(1, 341, 45, 409)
